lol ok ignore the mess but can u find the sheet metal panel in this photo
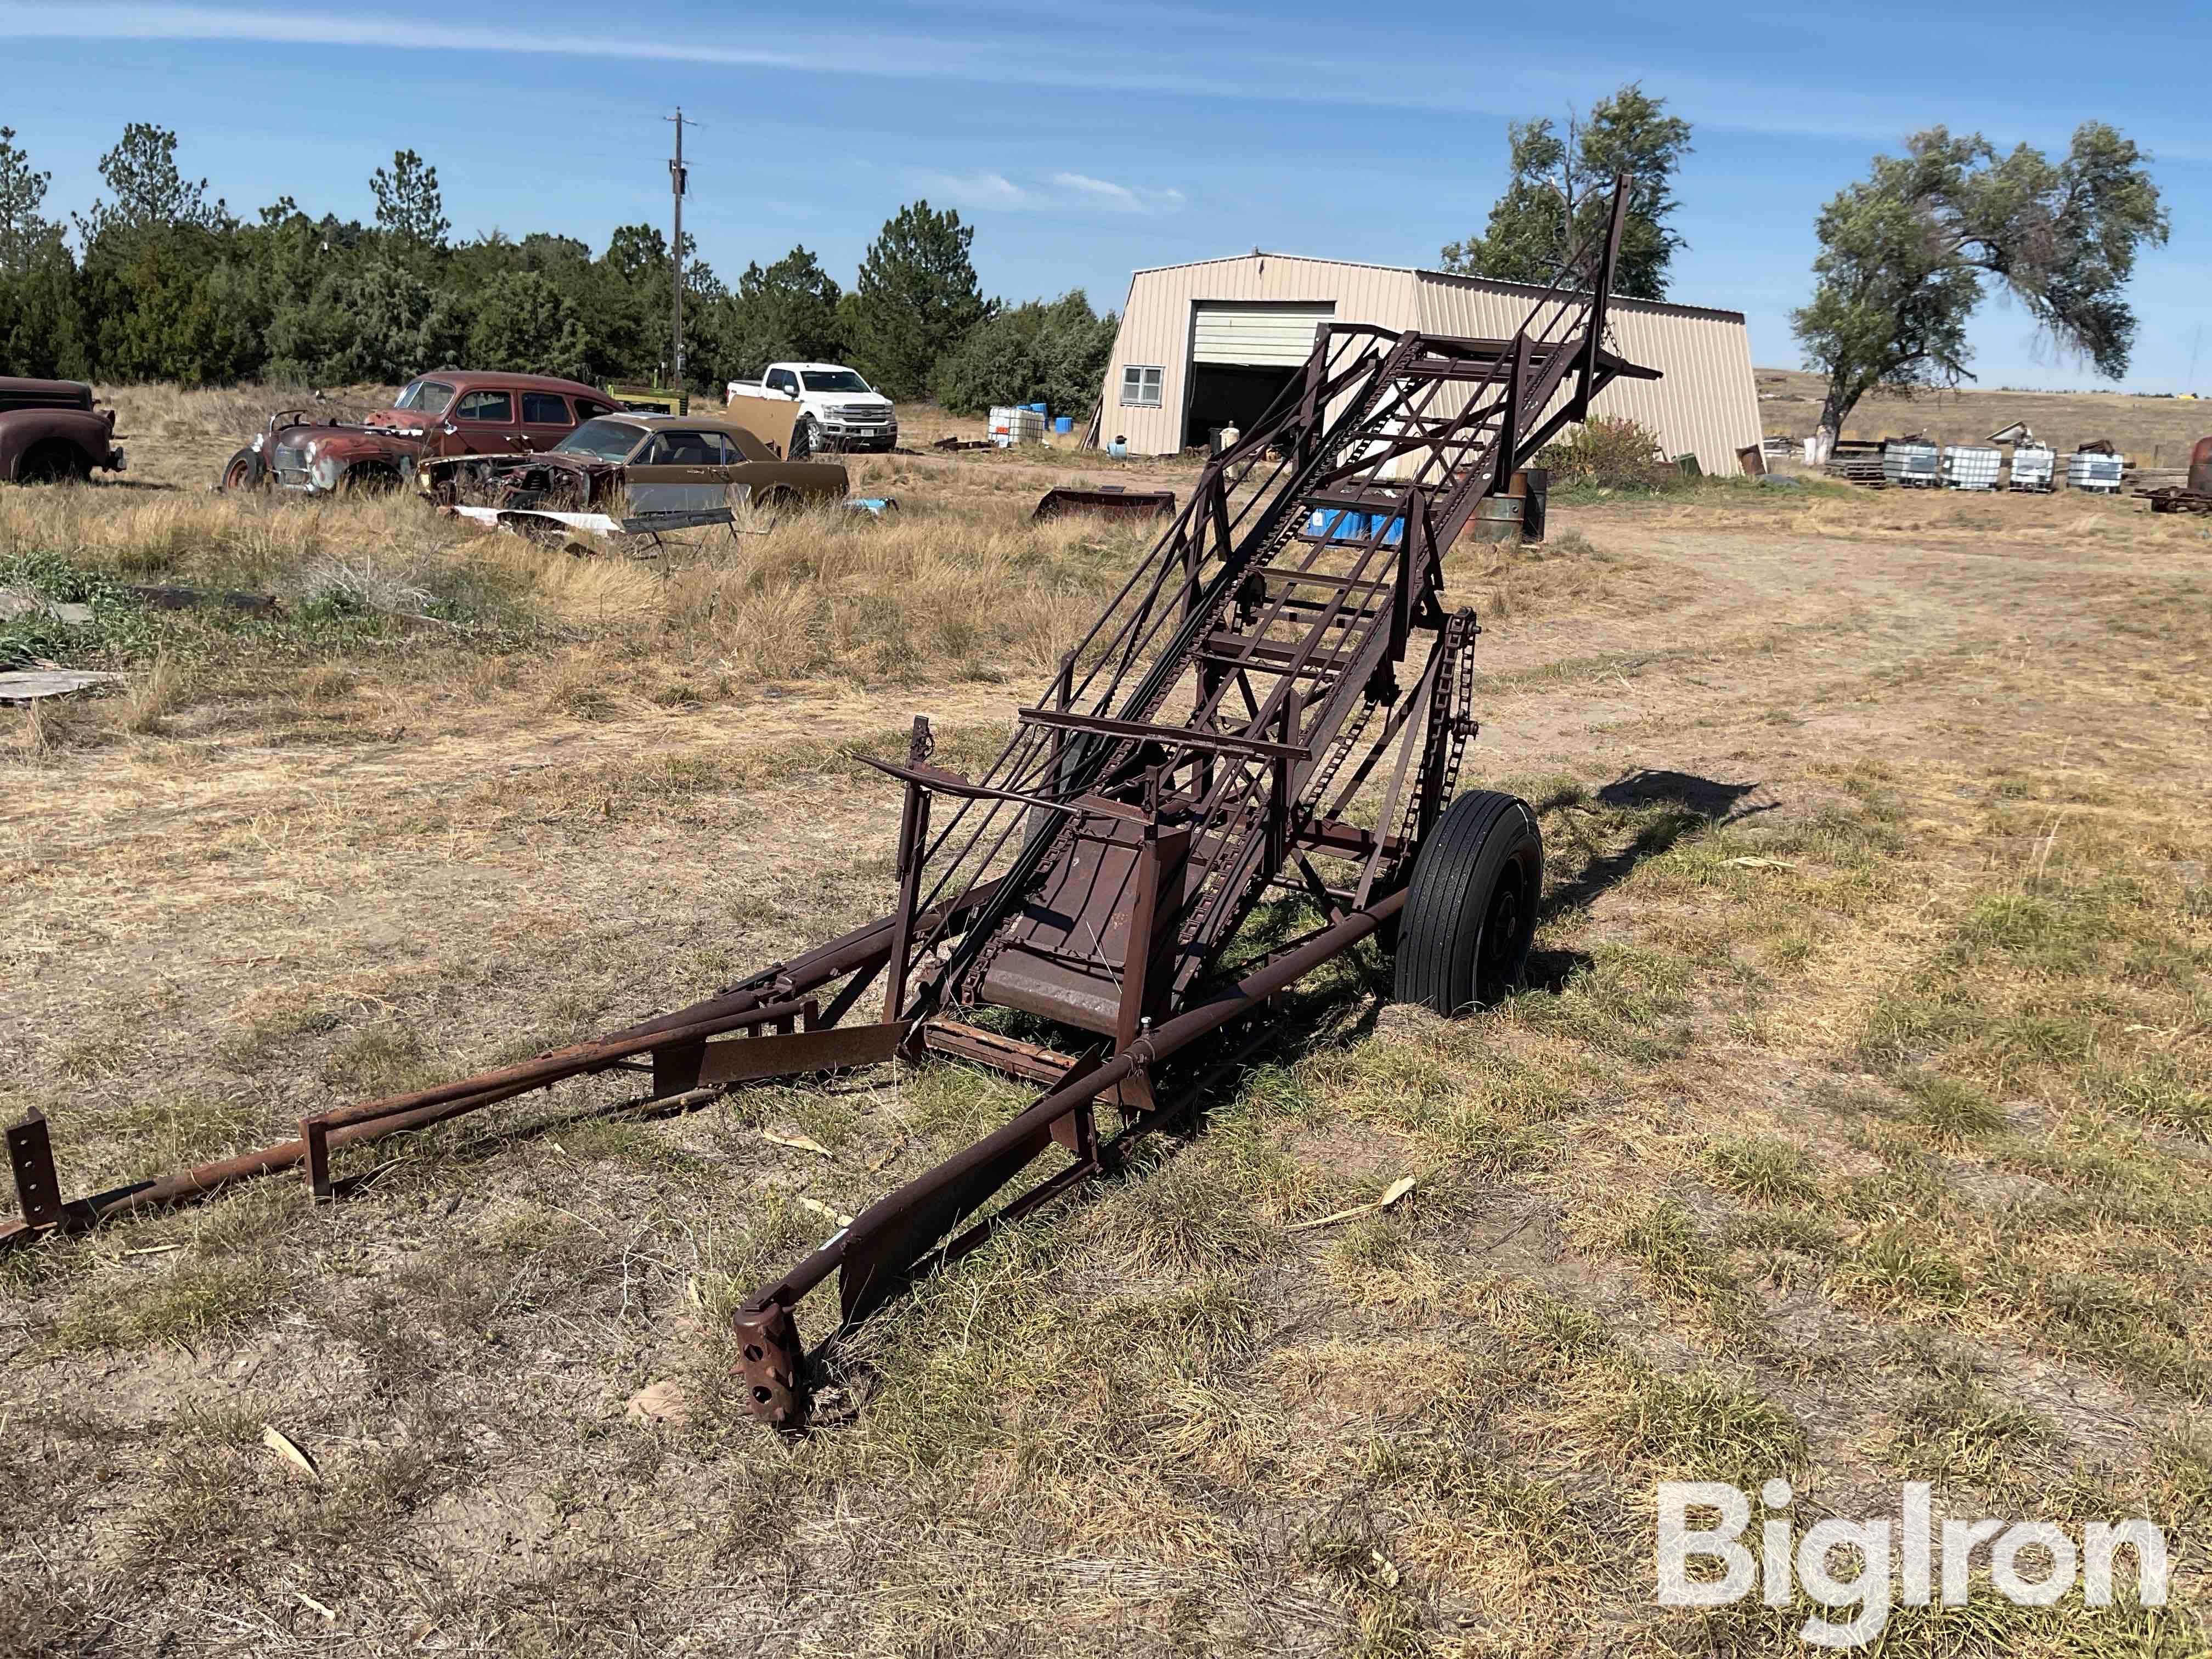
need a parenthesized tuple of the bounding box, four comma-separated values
(1192, 301, 1338, 366)
(1412, 272, 1760, 476)
(1102, 256, 1419, 453)
(1099, 254, 1758, 471)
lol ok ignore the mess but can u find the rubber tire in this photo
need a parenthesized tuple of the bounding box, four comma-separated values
(1392, 789, 1542, 1015)
(752, 486, 800, 522)
(219, 448, 266, 493)
(789, 416, 822, 461)
(16, 441, 89, 485)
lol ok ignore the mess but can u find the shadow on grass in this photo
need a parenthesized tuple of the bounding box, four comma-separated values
(1535, 768, 1775, 922)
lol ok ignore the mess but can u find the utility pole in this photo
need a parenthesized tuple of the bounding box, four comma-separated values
(665, 108, 697, 391)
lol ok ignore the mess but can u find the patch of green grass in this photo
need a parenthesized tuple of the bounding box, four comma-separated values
(1832, 1229, 1969, 1311)
(2034, 1272, 2200, 1390)
(1890, 1373, 2061, 1484)
(320, 1021, 431, 1093)
(1705, 1136, 1821, 1204)
(1619, 1199, 1740, 1310)
(1093, 1151, 1276, 1276)
(1698, 1583, 2201, 1656)
(1965, 893, 2091, 968)
(1723, 1208, 1837, 1256)
(1365, 1441, 1622, 1585)
(1519, 1290, 1616, 1362)
(1595, 1368, 1807, 1485)
(2100, 1068, 2212, 1142)
(1901, 1073, 2007, 1143)
(55, 1256, 290, 1351)
(1510, 944, 1694, 1060)
(217, 1003, 343, 1073)
(1330, 1213, 1412, 1274)
(99, 1091, 274, 1177)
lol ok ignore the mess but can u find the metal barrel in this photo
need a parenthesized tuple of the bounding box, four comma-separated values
(1471, 494, 1525, 544)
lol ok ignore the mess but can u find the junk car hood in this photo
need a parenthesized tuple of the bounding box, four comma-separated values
(270, 418, 423, 452)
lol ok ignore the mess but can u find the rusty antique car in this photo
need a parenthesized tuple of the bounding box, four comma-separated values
(218, 371, 619, 496)
(419, 412, 848, 541)
(0, 379, 126, 484)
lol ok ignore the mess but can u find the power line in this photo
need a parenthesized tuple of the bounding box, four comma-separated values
(665, 108, 699, 390)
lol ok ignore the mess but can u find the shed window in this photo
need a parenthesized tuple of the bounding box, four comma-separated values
(1120, 365, 1164, 408)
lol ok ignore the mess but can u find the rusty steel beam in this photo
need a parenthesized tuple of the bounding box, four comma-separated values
(729, 887, 1410, 1426)
(4, 865, 1035, 1251)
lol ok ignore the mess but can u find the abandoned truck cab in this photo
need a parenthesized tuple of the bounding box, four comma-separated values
(0, 378, 127, 484)
(218, 371, 619, 495)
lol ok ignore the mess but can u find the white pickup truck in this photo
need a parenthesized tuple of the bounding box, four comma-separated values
(725, 362, 898, 456)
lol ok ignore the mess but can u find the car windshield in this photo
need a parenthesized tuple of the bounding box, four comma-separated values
(800, 370, 873, 394)
(392, 379, 455, 414)
(552, 418, 644, 462)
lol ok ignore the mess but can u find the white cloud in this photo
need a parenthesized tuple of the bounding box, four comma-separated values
(1052, 172, 1139, 206)
(910, 170, 1030, 210)
(1048, 172, 1186, 214)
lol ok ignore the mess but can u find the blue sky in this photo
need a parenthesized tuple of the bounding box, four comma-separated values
(3, 0, 2207, 390)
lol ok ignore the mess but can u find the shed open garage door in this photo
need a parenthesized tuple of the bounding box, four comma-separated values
(1184, 301, 1334, 448)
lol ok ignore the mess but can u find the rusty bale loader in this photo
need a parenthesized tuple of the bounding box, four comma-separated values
(3, 183, 1657, 1431)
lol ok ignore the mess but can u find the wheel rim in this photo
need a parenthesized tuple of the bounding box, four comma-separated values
(1475, 861, 1527, 997)
(223, 459, 252, 490)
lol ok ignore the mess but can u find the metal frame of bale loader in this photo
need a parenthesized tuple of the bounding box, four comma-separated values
(4, 179, 1656, 1434)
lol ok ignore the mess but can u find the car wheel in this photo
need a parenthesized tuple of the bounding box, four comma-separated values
(790, 416, 822, 461)
(16, 441, 89, 486)
(752, 487, 802, 524)
(218, 447, 267, 493)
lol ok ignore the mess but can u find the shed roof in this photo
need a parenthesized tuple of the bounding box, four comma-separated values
(1127, 253, 1746, 326)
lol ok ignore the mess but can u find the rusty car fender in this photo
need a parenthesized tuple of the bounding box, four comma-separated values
(0, 406, 123, 482)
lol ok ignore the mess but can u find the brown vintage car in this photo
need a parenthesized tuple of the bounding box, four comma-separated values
(0, 379, 126, 484)
(417, 412, 848, 521)
(218, 371, 619, 495)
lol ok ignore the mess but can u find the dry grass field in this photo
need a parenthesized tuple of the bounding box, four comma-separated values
(2, 385, 2207, 1658)
(1752, 366, 2212, 471)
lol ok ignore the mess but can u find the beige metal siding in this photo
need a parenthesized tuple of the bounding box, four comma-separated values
(1414, 273, 1760, 475)
(1193, 302, 1338, 366)
(1102, 256, 1419, 453)
(1101, 255, 1757, 472)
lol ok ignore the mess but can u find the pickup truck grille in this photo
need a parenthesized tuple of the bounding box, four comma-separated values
(832, 405, 892, 423)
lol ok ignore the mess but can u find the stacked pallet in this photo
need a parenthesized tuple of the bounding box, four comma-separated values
(1824, 439, 1887, 487)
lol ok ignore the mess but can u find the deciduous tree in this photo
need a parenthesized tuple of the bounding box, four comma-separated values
(1793, 123, 2168, 449)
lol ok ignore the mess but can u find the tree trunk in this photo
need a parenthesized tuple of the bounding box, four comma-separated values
(1813, 381, 1855, 466)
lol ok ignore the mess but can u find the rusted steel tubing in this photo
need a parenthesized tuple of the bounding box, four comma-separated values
(600, 873, 1014, 1046)
(314, 998, 817, 1133)
(746, 885, 1408, 1316)
(1, 999, 915, 1250)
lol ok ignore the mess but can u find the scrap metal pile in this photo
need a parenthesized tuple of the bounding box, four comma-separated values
(2139, 435, 2212, 513)
(4, 182, 1657, 1431)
